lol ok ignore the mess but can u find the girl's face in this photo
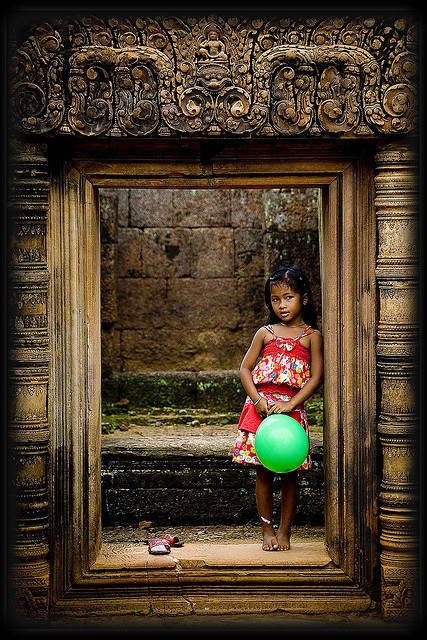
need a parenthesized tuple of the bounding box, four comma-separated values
(270, 282, 307, 324)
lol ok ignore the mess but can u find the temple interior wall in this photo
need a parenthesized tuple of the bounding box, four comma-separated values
(100, 187, 321, 374)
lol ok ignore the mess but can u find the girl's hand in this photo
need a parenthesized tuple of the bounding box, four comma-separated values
(267, 400, 294, 415)
(254, 397, 269, 418)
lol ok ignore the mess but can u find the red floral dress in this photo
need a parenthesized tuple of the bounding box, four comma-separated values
(232, 325, 316, 473)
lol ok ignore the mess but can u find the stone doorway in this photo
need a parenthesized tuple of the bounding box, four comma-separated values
(7, 10, 418, 622)
(41, 137, 378, 617)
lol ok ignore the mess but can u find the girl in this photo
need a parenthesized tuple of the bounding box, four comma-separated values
(233, 265, 323, 551)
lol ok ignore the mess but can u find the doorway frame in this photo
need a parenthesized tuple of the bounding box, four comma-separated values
(45, 138, 377, 615)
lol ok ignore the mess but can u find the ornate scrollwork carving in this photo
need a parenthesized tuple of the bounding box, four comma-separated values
(68, 47, 114, 136)
(114, 55, 158, 136)
(11, 22, 65, 134)
(257, 44, 372, 135)
(9, 13, 418, 138)
(270, 63, 316, 135)
(66, 45, 173, 136)
(317, 64, 361, 133)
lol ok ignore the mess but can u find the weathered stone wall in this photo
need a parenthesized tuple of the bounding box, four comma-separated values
(100, 188, 321, 375)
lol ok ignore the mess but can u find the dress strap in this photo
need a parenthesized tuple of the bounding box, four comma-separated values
(298, 326, 316, 339)
(265, 324, 315, 340)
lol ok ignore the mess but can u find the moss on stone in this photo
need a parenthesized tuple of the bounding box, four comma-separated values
(103, 371, 247, 411)
(102, 372, 324, 437)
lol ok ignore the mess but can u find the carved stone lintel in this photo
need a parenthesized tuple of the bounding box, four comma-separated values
(375, 140, 419, 621)
(9, 14, 418, 138)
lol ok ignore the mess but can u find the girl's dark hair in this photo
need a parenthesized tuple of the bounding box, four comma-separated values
(264, 265, 318, 329)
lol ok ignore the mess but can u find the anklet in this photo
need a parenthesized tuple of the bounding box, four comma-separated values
(260, 516, 271, 525)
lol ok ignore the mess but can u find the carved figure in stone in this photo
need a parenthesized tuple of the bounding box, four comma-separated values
(198, 28, 228, 62)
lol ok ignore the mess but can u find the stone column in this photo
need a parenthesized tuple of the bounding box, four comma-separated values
(7, 141, 50, 619)
(375, 140, 419, 620)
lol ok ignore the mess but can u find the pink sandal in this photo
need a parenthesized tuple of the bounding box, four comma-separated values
(162, 534, 184, 548)
(147, 538, 171, 554)
(144, 534, 184, 553)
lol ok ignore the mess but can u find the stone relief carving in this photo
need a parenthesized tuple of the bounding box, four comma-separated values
(10, 14, 418, 137)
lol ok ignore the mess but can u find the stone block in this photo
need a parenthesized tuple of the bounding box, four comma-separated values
(120, 328, 197, 371)
(264, 188, 320, 231)
(191, 227, 234, 278)
(116, 278, 167, 329)
(130, 189, 174, 227)
(172, 189, 231, 227)
(233, 228, 265, 277)
(101, 450, 324, 526)
(114, 371, 197, 406)
(230, 188, 266, 228)
(117, 228, 143, 277)
(114, 275, 266, 371)
(99, 190, 118, 243)
(112, 329, 121, 372)
(142, 228, 193, 278)
(165, 278, 239, 330)
(102, 486, 257, 526)
(102, 460, 242, 490)
(192, 329, 243, 370)
(101, 326, 115, 378)
(195, 370, 246, 409)
(235, 276, 267, 328)
(100, 243, 117, 323)
(101, 371, 247, 410)
(100, 187, 322, 374)
(119, 327, 244, 371)
(117, 189, 130, 227)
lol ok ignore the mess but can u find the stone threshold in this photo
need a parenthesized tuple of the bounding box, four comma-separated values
(93, 539, 332, 570)
(51, 538, 372, 617)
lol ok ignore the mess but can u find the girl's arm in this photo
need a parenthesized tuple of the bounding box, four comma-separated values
(239, 327, 269, 418)
(267, 331, 323, 414)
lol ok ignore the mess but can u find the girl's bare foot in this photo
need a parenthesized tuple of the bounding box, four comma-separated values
(262, 526, 279, 551)
(276, 529, 291, 550)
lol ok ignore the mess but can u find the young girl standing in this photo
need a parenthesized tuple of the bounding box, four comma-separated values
(233, 265, 323, 551)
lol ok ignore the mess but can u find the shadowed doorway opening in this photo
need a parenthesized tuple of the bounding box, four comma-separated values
(98, 187, 324, 545)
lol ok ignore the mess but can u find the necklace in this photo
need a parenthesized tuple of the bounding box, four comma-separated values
(280, 321, 305, 328)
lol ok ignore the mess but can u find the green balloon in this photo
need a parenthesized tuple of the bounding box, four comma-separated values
(254, 414, 309, 473)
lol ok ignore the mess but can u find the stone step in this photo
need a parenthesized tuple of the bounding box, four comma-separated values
(101, 427, 324, 527)
(102, 371, 248, 412)
(101, 408, 242, 435)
